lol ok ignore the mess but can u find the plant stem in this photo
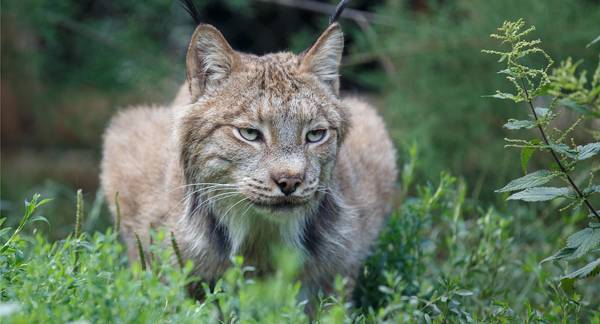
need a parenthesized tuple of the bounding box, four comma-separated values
(74, 189, 84, 273)
(114, 192, 121, 233)
(520, 79, 600, 221)
(135, 233, 147, 271)
(75, 189, 83, 239)
(171, 231, 185, 270)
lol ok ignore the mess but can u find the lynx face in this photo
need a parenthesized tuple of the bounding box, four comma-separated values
(177, 24, 348, 221)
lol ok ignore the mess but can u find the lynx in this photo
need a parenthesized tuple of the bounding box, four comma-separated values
(100, 21, 397, 298)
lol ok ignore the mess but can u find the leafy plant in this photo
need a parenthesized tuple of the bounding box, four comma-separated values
(3, 177, 599, 323)
(484, 19, 600, 287)
(349, 0, 600, 201)
(0, 194, 50, 255)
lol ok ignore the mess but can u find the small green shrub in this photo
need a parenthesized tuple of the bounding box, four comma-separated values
(484, 19, 600, 289)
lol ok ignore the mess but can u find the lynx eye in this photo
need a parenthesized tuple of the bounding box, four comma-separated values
(306, 129, 327, 143)
(238, 128, 261, 141)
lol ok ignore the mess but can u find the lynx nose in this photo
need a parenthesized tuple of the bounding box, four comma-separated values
(273, 176, 303, 196)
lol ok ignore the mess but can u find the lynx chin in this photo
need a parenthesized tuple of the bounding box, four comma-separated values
(101, 22, 397, 298)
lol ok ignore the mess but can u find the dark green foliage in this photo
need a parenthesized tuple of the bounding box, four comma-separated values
(3, 2, 600, 323)
(348, 0, 600, 200)
(4, 1, 182, 91)
(484, 19, 600, 290)
(3, 177, 598, 322)
(354, 146, 430, 310)
(3, 139, 600, 323)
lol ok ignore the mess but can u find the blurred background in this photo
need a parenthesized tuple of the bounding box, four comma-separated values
(1, 0, 599, 239)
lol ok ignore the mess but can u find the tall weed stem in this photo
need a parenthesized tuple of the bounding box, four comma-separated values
(520, 79, 600, 220)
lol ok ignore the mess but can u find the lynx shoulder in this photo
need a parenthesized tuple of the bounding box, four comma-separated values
(100, 22, 397, 297)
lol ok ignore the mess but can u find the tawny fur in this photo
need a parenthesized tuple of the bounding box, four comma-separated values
(100, 23, 397, 298)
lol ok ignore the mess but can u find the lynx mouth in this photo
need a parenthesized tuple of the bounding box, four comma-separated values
(252, 199, 308, 212)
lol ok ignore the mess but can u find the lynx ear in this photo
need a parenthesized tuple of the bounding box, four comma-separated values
(300, 23, 344, 95)
(186, 24, 238, 101)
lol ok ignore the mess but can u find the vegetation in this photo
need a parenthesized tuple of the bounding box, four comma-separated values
(2, 0, 600, 322)
(356, 0, 600, 199)
(2, 132, 599, 322)
(483, 18, 600, 290)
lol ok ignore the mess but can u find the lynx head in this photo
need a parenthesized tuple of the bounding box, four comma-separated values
(177, 23, 348, 220)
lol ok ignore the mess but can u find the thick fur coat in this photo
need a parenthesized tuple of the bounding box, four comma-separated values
(100, 23, 397, 297)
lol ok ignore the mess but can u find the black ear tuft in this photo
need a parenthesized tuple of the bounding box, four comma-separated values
(179, 0, 202, 25)
(329, 0, 350, 24)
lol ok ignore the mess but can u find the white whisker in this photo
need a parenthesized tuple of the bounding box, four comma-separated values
(179, 186, 238, 205)
(168, 182, 238, 194)
(220, 196, 251, 221)
(188, 191, 241, 217)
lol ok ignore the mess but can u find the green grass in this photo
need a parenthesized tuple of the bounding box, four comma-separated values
(2, 162, 598, 323)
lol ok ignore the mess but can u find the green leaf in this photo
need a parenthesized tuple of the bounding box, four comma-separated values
(520, 147, 535, 173)
(454, 289, 474, 297)
(577, 142, 600, 160)
(559, 278, 575, 294)
(503, 119, 536, 130)
(566, 228, 593, 248)
(507, 187, 572, 202)
(424, 313, 432, 324)
(36, 198, 53, 208)
(561, 258, 600, 280)
(497, 68, 517, 76)
(29, 215, 49, 226)
(496, 170, 557, 193)
(562, 228, 600, 259)
(584, 185, 600, 196)
(549, 144, 577, 159)
(378, 286, 394, 295)
(573, 229, 600, 258)
(541, 247, 577, 263)
(486, 92, 518, 101)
